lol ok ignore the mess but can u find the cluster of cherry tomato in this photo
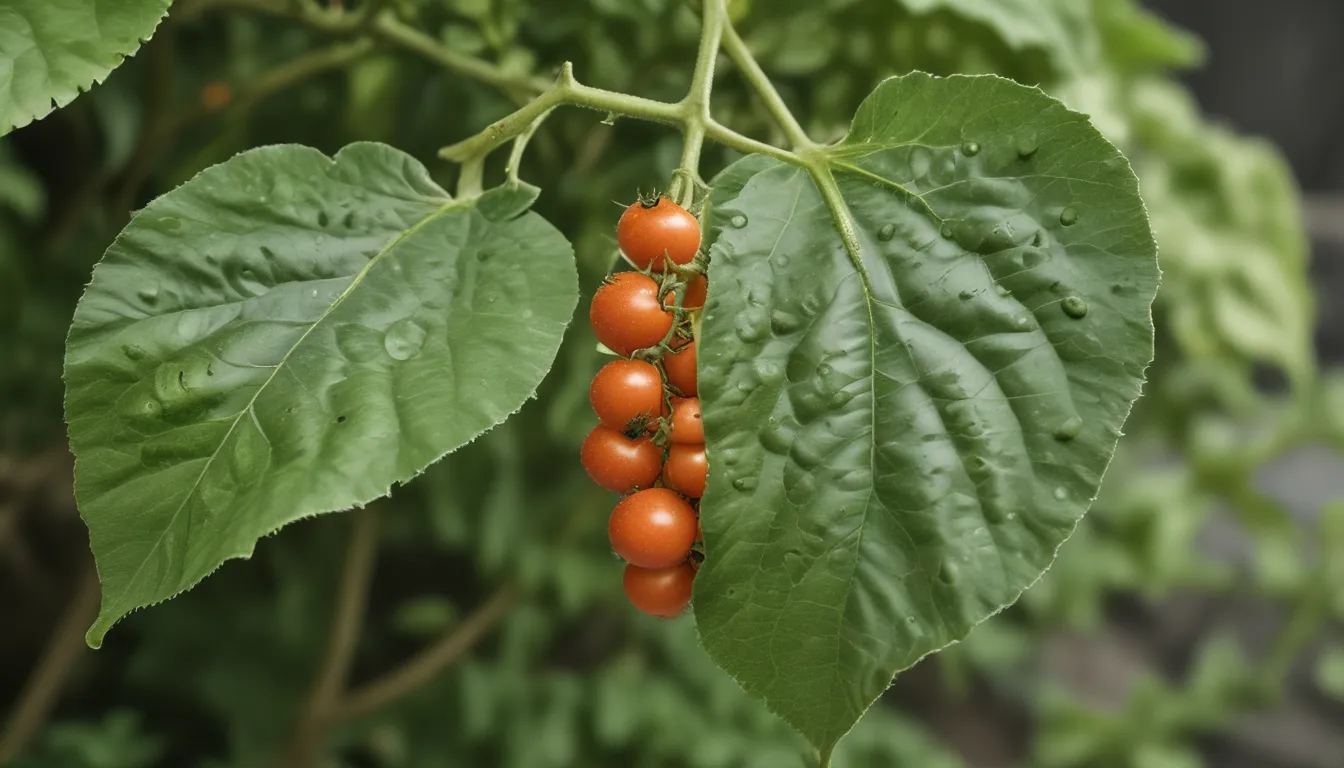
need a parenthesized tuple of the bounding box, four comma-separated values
(583, 196, 708, 618)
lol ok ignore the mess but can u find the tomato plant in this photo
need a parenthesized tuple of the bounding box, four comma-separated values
(623, 561, 698, 618)
(3, 0, 1340, 766)
(581, 425, 663, 494)
(617, 197, 702, 272)
(590, 271, 676, 357)
(590, 359, 666, 432)
(608, 488, 699, 569)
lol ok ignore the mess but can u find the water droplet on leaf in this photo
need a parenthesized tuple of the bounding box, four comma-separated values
(961, 141, 981, 156)
(1054, 415, 1084, 441)
(729, 214, 748, 229)
(137, 286, 159, 305)
(1053, 486, 1068, 501)
(1016, 133, 1039, 159)
(1061, 296, 1088, 318)
(877, 223, 896, 242)
(1059, 207, 1079, 226)
(384, 318, 428, 361)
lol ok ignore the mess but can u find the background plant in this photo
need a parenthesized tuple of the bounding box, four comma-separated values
(2, 0, 1341, 767)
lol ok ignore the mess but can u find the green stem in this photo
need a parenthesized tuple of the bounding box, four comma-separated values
(668, 0, 725, 204)
(505, 107, 555, 184)
(718, 14, 814, 149)
(439, 63, 684, 161)
(371, 14, 548, 97)
(185, 0, 545, 99)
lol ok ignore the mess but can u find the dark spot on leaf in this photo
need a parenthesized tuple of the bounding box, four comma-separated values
(337, 415, 347, 423)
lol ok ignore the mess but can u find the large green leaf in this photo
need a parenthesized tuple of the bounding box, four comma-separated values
(65, 142, 577, 646)
(0, 0, 172, 136)
(694, 73, 1157, 757)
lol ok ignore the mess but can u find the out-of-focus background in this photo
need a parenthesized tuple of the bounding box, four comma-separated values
(2, 1, 1343, 766)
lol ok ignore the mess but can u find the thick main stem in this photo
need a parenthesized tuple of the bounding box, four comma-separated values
(278, 506, 379, 768)
(718, 18, 814, 149)
(668, 0, 725, 204)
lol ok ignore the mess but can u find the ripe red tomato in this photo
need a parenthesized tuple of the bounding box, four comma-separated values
(682, 275, 708, 309)
(617, 197, 701, 272)
(581, 425, 662, 494)
(663, 444, 707, 499)
(622, 561, 696, 618)
(608, 488, 698, 568)
(669, 397, 703, 444)
(590, 360, 665, 432)
(590, 272, 674, 357)
(663, 340, 697, 396)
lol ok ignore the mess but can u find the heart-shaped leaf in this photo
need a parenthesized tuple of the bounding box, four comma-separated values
(694, 73, 1157, 757)
(1, 0, 172, 135)
(65, 142, 577, 646)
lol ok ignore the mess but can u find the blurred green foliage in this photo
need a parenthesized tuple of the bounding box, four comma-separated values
(2, 0, 1340, 766)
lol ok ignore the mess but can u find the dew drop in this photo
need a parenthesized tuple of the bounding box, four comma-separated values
(939, 560, 960, 585)
(1054, 415, 1084, 441)
(995, 284, 1010, 297)
(1015, 133, 1039, 159)
(729, 214, 748, 229)
(384, 318, 428, 361)
(877, 223, 897, 242)
(753, 360, 782, 383)
(817, 363, 833, 377)
(770, 311, 801, 335)
(906, 616, 917, 624)
(732, 477, 758, 492)
(735, 314, 766, 343)
(318, 211, 331, 228)
(137, 286, 160, 305)
(1059, 206, 1079, 227)
(122, 344, 148, 362)
(940, 222, 954, 239)
(1006, 512, 1018, 521)
(1061, 295, 1088, 319)
(1053, 486, 1068, 501)
(961, 141, 981, 157)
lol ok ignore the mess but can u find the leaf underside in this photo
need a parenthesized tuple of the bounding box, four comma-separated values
(694, 72, 1158, 755)
(65, 142, 577, 646)
(0, 0, 173, 136)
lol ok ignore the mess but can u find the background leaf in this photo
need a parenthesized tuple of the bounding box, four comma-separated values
(64, 142, 577, 646)
(0, 0, 172, 135)
(695, 72, 1158, 755)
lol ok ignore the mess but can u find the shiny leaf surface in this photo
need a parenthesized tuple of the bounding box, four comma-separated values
(65, 143, 577, 646)
(695, 72, 1158, 756)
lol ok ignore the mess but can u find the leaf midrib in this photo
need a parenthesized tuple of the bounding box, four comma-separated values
(107, 195, 463, 613)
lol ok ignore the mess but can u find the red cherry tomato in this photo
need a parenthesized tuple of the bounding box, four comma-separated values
(590, 272, 674, 357)
(608, 488, 698, 568)
(669, 397, 703, 444)
(617, 197, 701, 273)
(623, 561, 696, 618)
(683, 275, 708, 309)
(663, 340, 697, 397)
(590, 360, 665, 432)
(663, 444, 707, 499)
(581, 425, 662, 494)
